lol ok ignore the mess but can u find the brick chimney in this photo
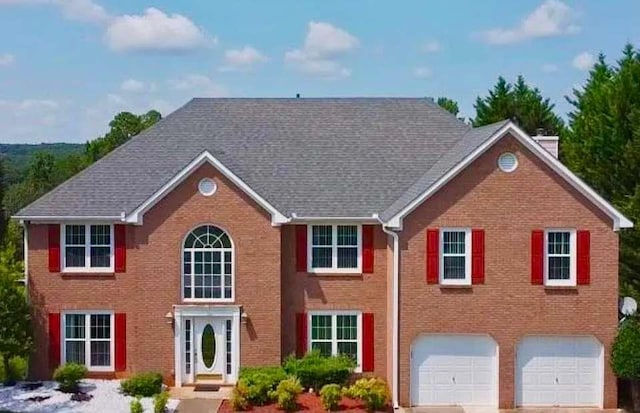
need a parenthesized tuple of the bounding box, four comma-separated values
(532, 128, 559, 159)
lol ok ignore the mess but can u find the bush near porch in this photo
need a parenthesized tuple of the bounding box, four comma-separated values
(227, 353, 390, 412)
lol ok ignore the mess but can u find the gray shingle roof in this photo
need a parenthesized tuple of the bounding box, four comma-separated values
(16, 98, 504, 221)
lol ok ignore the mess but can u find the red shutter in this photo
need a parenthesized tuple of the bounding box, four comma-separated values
(296, 313, 307, 357)
(531, 230, 544, 285)
(48, 224, 60, 272)
(295, 225, 307, 272)
(115, 313, 127, 371)
(577, 230, 591, 285)
(362, 225, 374, 274)
(114, 225, 126, 273)
(48, 313, 61, 368)
(426, 229, 439, 284)
(471, 229, 485, 284)
(362, 313, 375, 372)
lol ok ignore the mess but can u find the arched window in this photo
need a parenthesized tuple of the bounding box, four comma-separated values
(182, 225, 233, 301)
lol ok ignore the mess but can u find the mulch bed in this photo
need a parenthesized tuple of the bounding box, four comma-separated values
(218, 393, 392, 412)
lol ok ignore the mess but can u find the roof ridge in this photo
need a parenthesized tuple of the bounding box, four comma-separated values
(14, 99, 196, 217)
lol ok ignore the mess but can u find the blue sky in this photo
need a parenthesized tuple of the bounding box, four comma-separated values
(0, 0, 638, 143)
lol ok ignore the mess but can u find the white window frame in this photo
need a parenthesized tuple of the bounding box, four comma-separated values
(307, 224, 362, 274)
(544, 228, 577, 287)
(61, 310, 115, 372)
(181, 226, 235, 303)
(439, 228, 472, 286)
(308, 311, 362, 373)
(61, 224, 114, 273)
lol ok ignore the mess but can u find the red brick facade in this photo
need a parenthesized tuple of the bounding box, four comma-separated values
(397, 135, 618, 408)
(26, 134, 620, 408)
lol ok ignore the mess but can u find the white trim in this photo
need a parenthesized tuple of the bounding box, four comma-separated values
(439, 228, 472, 286)
(544, 228, 577, 287)
(181, 224, 235, 303)
(380, 224, 400, 409)
(386, 122, 633, 231)
(61, 310, 115, 372)
(307, 310, 363, 373)
(61, 223, 114, 273)
(291, 213, 380, 222)
(307, 224, 362, 274)
(125, 151, 288, 226)
(11, 215, 123, 222)
(173, 305, 241, 387)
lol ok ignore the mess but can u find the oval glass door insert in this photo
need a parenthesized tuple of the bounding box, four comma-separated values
(201, 324, 216, 368)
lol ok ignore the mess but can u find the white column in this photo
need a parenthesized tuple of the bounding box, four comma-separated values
(174, 312, 182, 387)
(232, 309, 241, 383)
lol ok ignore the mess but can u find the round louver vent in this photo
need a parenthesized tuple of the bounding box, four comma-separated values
(498, 152, 518, 172)
(198, 178, 217, 196)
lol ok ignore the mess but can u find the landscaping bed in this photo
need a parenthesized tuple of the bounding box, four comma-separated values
(219, 392, 392, 413)
(0, 379, 179, 413)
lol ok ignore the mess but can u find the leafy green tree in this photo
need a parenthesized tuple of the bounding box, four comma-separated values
(86, 110, 161, 162)
(563, 44, 640, 293)
(0, 242, 31, 385)
(473, 75, 565, 136)
(0, 157, 5, 243)
(437, 97, 460, 116)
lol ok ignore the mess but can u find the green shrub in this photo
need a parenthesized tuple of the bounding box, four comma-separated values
(268, 376, 302, 411)
(238, 366, 287, 405)
(153, 391, 170, 413)
(130, 397, 144, 413)
(612, 317, 640, 378)
(1, 356, 28, 385)
(283, 352, 356, 390)
(121, 372, 164, 397)
(53, 363, 87, 393)
(230, 380, 250, 411)
(319, 383, 342, 411)
(344, 377, 389, 412)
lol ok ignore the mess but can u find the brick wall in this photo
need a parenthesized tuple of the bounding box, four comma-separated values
(398, 135, 619, 408)
(28, 163, 282, 381)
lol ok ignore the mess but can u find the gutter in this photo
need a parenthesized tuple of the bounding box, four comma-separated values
(378, 215, 400, 409)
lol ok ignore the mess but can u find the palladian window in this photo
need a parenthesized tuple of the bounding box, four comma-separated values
(182, 225, 234, 301)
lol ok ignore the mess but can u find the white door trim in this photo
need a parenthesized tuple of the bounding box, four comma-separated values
(173, 305, 241, 387)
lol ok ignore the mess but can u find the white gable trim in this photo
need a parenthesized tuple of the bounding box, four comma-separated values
(125, 151, 289, 226)
(386, 122, 633, 231)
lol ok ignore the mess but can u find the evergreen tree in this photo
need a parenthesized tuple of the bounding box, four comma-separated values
(473, 75, 565, 136)
(563, 44, 640, 292)
(436, 97, 460, 116)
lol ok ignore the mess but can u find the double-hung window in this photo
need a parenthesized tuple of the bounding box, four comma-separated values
(440, 228, 471, 285)
(309, 312, 361, 371)
(545, 229, 576, 286)
(63, 312, 114, 371)
(63, 224, 113, 272)
(309, 224, 361, 273)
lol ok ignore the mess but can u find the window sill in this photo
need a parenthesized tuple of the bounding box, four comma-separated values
(438, 284, 473, 289)
(61, 272, 115, 278)
(544, 284, 578, 290)
(306, 272, 363, 277)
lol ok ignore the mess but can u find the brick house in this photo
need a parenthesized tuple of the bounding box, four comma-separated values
(14, 98, 632, 409)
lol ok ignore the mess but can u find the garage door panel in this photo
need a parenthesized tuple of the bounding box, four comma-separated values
(411, 335, 497, 407)
(516, 336, 602, 407)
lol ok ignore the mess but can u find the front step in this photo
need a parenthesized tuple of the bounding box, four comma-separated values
(196, 373, 223, 381)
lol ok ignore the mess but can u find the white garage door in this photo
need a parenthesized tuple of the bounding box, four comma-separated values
(516, 336, 603, 407)
(411, 335, 498, 407)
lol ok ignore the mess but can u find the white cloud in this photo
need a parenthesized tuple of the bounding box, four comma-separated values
(104, 8, 214, 53)
(0, 98, 64, 142)
(168, 74, 229, 97)
(541, 63, 559, 73)
(413, 67, 432, 78)
(0, 53, 15, 66)
(477, 0, 579, 45)
(572, 52, 595, 71)
(219, 46, 268, 72)
(421, 40, 440, 53)
(54, 0, 109, 24)
(285, 21, 358, 78)
(120, 79, 146, 92)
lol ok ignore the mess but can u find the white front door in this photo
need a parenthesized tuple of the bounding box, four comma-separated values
(516, 336, 603, 407)
(194, 318, 225, 380)
(411, 335, 498, 407)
